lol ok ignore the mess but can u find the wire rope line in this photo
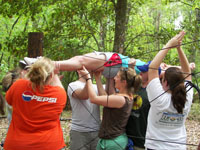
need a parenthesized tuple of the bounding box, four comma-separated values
(67, 78, 199, 148)
(66, 55, 200, 149)
(148, 73, 191, 104)
(0, 37, 200, 150)
(69, 72, 199, 149)
(139, 39, 200, 54)
(63, 38, 200, 149)
(67, 85, 101, 124)
(67, 81, 125, 150)
(125, 134, 199, 147)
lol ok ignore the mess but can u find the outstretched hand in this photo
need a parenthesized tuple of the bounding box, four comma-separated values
(79, 66, 91, 79)
(166, 31, 185, 48)
(189, 62, 195, 71)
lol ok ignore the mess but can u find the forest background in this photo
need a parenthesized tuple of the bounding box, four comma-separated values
(0, 0, 200, 105)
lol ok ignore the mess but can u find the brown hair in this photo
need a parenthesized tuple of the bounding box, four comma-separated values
(164, 67, 186, 114)
(26, 57, 54, 92)
(2, 68, 22, 92)
(1, 68, 23, 115)
(119, 67, 142, 95)
(0, 92, 5, 115)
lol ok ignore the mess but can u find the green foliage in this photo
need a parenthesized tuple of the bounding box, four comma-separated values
(0, 0, 200, 94)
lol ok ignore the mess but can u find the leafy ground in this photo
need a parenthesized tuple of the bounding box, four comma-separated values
(1, 104, 200, 150)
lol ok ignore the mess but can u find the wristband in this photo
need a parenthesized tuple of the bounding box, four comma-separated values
(86, 78, 91, 82)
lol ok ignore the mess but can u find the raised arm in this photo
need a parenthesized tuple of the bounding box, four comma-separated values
(50, 74, 65, 89)
(148, 31, 185, 82)
(71, 84, 89, 100)
(94, 72, 107, 96)
(176, 45, 191, 81)
(82, 66, 126, 108)
(70, 70, 90, 100)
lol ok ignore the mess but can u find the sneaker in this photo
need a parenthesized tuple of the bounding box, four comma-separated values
(24, 56, 42, 66)
(19, 60, 28, 70)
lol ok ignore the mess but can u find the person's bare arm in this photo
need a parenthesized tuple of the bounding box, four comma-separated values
(83, 66, 125, 108)
(55, 52, 106, 72)
(72, 84, 89, 100)
(94, 72, 107, 96)
(148, 31, 185, 82)
(50, 74, 64, 89)
(105, 78, 116, 95)
(176, 45, 191, 81)
(71, 70, 89, 100)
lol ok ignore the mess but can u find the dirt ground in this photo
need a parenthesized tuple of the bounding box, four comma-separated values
(0, 118, 200, 150)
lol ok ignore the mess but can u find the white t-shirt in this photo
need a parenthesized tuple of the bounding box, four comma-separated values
(67, 80, 101, 132)
(145, 78, 193, 150)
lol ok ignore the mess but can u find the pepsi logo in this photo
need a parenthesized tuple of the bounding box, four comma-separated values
(22, 91, 33, 102)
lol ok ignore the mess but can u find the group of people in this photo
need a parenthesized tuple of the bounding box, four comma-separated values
(0, 30, 197, 150)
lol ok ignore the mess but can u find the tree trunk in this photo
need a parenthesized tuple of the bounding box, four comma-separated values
(28, 32, 43, 57)
(113, 0, 127, 54)
(99, 20, 106, 51)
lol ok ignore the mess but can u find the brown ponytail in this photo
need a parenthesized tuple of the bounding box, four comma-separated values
(119, 67, 142, 95)
(165, 67, 186, 114)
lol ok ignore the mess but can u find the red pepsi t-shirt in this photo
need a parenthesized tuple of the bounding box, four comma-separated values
(4, 79, 67, 150)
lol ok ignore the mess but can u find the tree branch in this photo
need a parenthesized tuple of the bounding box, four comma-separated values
(23, 18, 29, 32)
(179, 0, 193, 7)
(83, 13, 101, 51)
(9, 15, 21, 37)
(124, 32, 144, 52)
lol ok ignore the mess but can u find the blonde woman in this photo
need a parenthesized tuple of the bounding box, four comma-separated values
(4, 57, 67, 150)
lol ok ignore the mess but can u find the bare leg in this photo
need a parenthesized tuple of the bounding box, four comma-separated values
(55, 53, 106, 72)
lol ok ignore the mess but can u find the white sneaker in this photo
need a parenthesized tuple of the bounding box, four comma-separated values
(24, 56, 42, 65)
(19, 60, 27, 65)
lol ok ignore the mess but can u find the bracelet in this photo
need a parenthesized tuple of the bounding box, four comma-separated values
(86, 78, 91, 82)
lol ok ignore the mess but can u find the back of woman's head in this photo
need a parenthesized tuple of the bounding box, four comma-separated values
(119, 67, 142, 94)
(26, 57, 54, 92)
(2, 68, 21, 92)
(165, 67, 186, 114)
